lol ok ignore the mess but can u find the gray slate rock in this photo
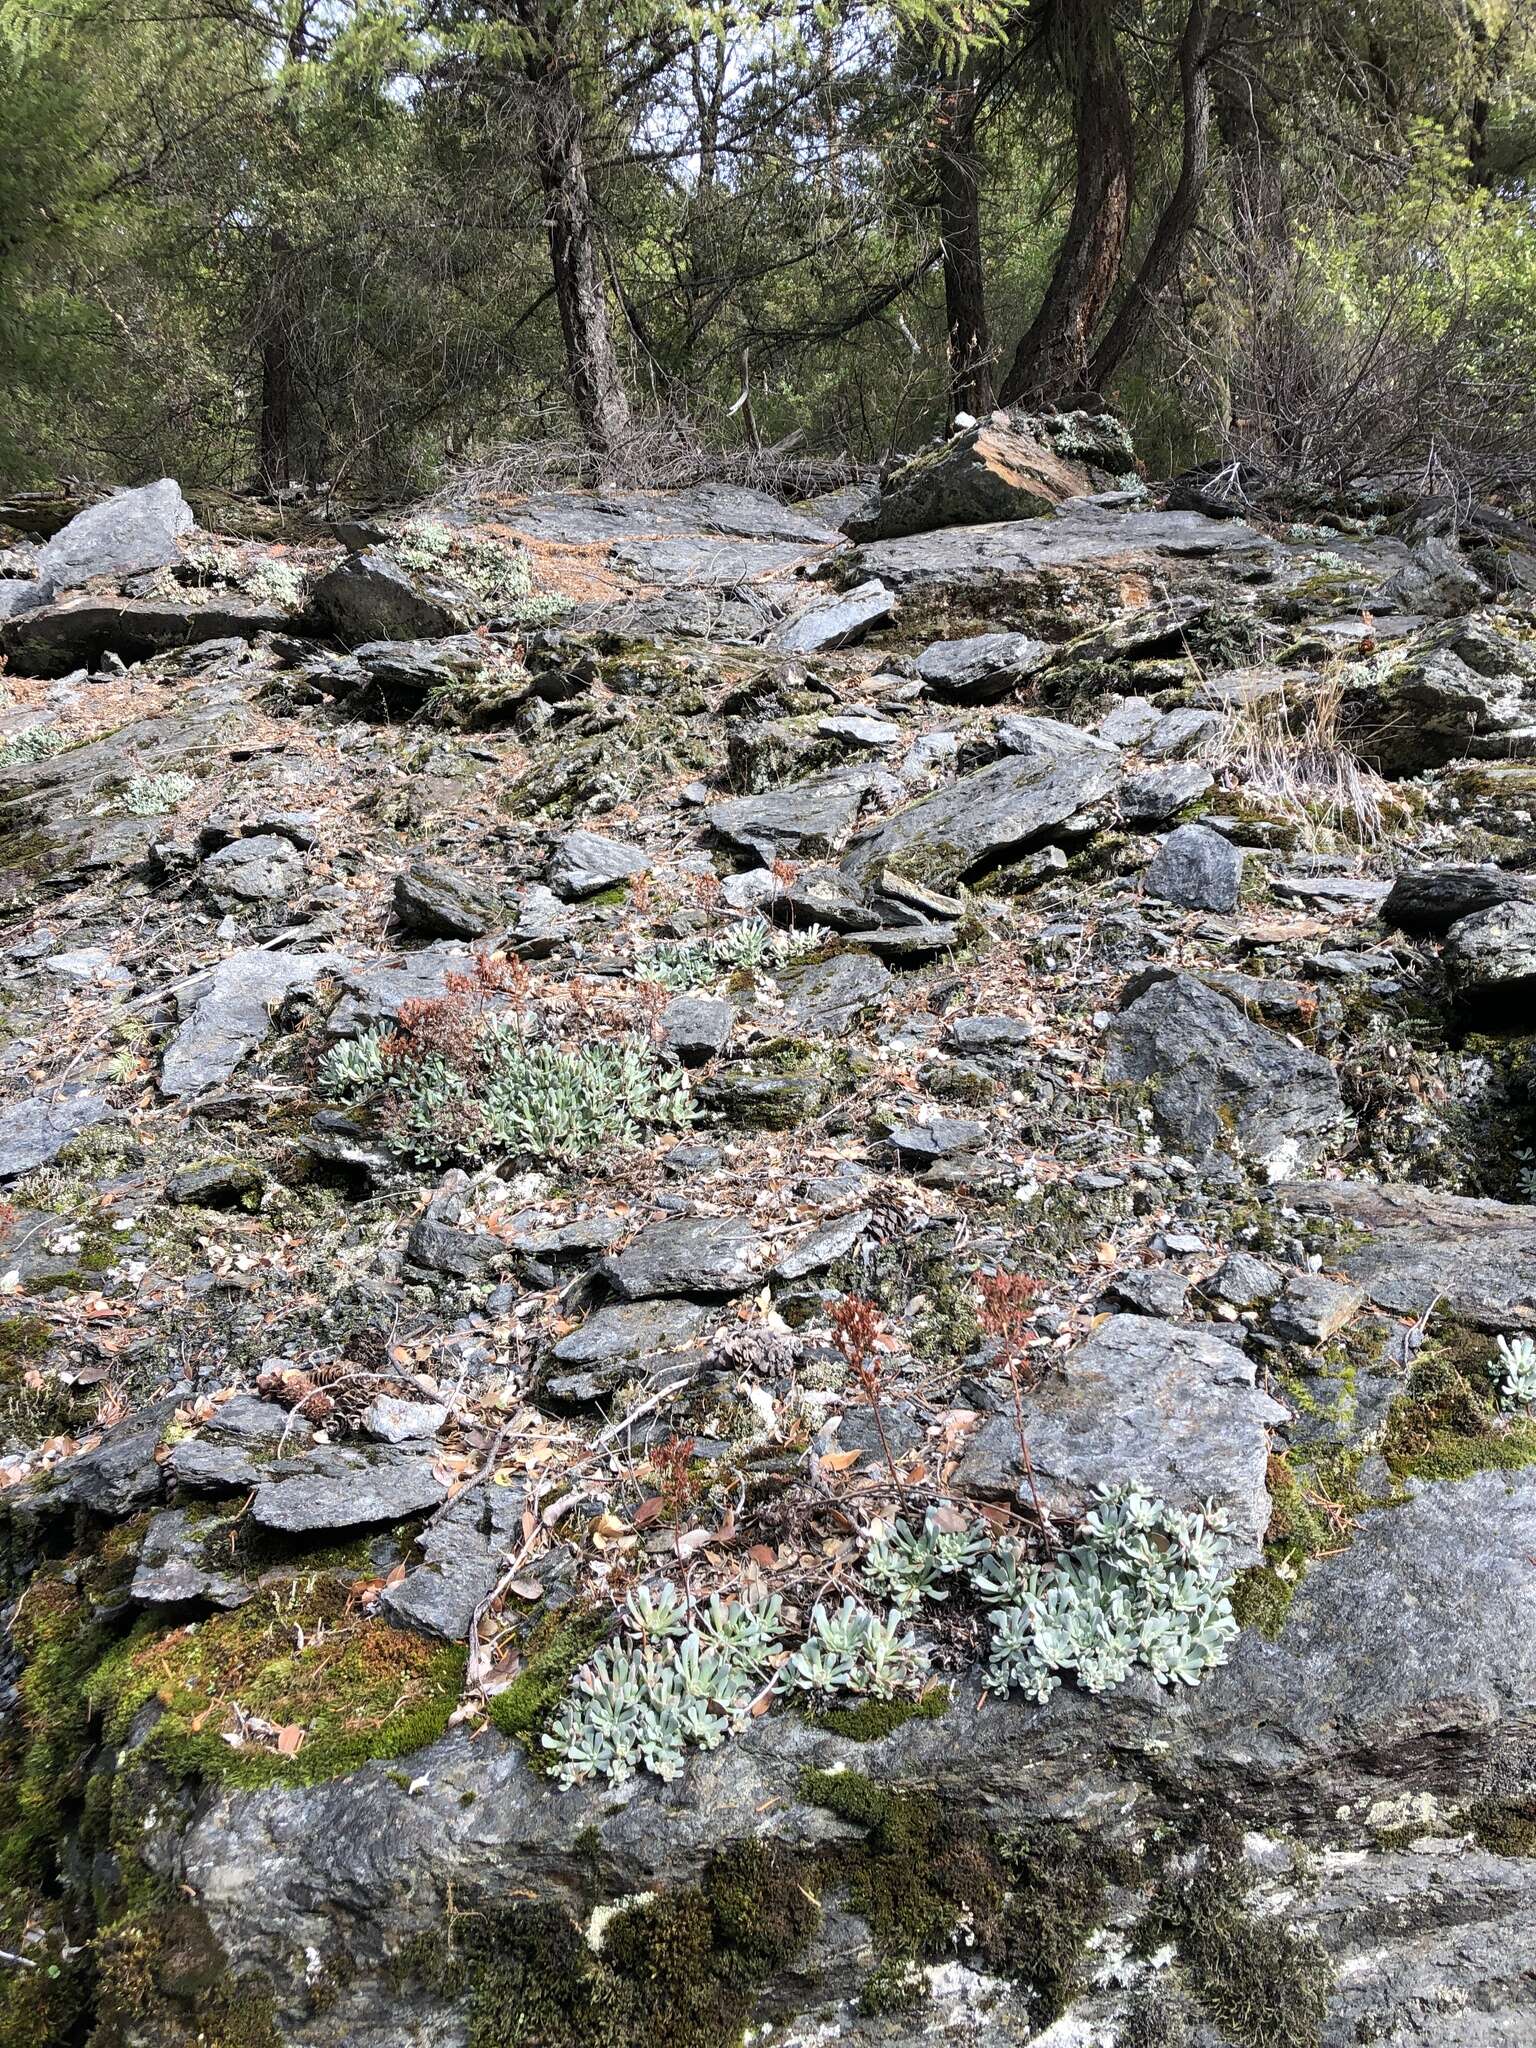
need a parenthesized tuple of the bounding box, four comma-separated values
(913, 631, 1049, 703)
(840, 716, 1120, 891)
(853, 502, 1276, 592)
(775, 951, 892, 1033)
(774, 1209, 872, 1281)
(325, 942, 473, 1037)
(661, 995, 734, 1065)
(393, 862, 499, 939)
(551, 1298, 711, 1367)
(1380, 863, 1536, 935)
(1276, 1179, 1536, 1332)
(953, 1314, 1286, 1562)
(707, 768, 873, 864)
(850, 418, 1092, 541)
(886, 1117, 985, 1166)
(1268, 1273, 1366, 1346)
(21, 1398, 176, 1517)
(547, 829, 649, 901)
(601, 1216, 765, 1300)
(1144, 821, 1243, 912)
(361, 1396, 448, 1444)
(1105, 971, 1344, 1178)
(0, 1086, 116, 1181)
(161, 948, 347, 1096)
(311, 549, 475, 645)
(200, 832, 305, 908)
(36, 477, 193, 590)
(1443, 899, 1536, 1001)
(131, 1508, 251, 1609)
(773, 579, 895, 653)
(1205, 1252, 1282, 1309)
(250, 1445, 447, 1534)
(1117, 760, 1213, 825)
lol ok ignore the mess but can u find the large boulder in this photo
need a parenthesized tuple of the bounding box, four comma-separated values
(35, 477, 193, 591)
(848, 417, 1095, 541)
(1341, 622, 1536, 775)
(1143, 821, 1243, 911)
(310, 549, 476, 644)
(1443, 899, 1536, 1004)
(839, 716, 1119, 891)
(1105, 970, 1344, 1178)
(952, 1314, 1287, 1562)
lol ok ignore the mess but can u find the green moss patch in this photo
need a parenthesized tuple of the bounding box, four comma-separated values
(397, 1839, 817, 2048)
(84, 1571, 465, 1791)
(1382, 1320, 1536, 1484)
(1234, 1448, 1386, 1640)
(1136, 1835, 1332, 2048)
(800, 1769, 1133, 2022)
(800, 1684, 951, 1742)
(486, 1604, 612, 1764)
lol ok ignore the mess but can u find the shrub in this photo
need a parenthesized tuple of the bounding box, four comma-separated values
(318, 1003, 692, 1169)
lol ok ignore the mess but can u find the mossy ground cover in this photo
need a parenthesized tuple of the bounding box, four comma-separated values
(1382, 1318, 1536, 1484)
(800, 1768, 1135, 2022)
(83, 1571, 466, 1791)
(397, 1839, 817, 2048)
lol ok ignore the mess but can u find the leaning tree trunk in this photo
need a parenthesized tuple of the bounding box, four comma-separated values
(517, 0, 631, 454)
(935, 60, 995, 420)
(998, 0, 1133, 407)
(1089, 0, 1213, 391)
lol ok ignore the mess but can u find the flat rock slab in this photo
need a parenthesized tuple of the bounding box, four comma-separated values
(1380, 863, 1535, 935)
(131, 1508, 251, 1608)
(1276, 1179, 1536, 1331)
(952, 1313, 1287, 1562)
(610, 535, 823, 586)
(325, 942, 475, 1037)
(914, 630, 1050, 704)
(840, 717, 1119, 891)
(161, 948, 348, 1096)
(250, 1445, 447, 1534)
(551, 1298, 712, 1365)
(495, 483, 840, 549)
(773, 579, 895, 653)
(392, 862, 499, 939)
(707, 768, 874, 864)
(0, 1086, 116, 1181)
(851, 503, 1276, 592)
(601, 1216, 767, 1300)
(0, 594, 292, 676)
(774, 951, 892, 1033)
(547, 829, 649, 901)
(1106, 971, 1343, 1179)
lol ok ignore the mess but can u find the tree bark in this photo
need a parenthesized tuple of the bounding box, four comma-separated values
(998, 0, 1133, 407)
(516, 0, 631, 453)
(1090, 0, 1213, 391)
(934, 60, 995, 420)
(256, 228, 294, 492)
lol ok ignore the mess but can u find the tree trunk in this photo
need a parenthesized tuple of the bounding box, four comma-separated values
(517, 0, 631, 453)
(998, 0, 1133, 407)
(935, 61, 995, 420)
(1090, 0, 1213, 391)
(256, 228, 293, 493)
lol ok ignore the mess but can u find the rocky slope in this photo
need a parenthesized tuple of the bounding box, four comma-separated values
(2, 422, 1535, 2048)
